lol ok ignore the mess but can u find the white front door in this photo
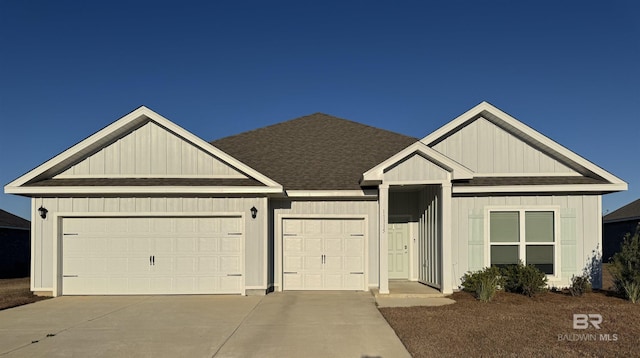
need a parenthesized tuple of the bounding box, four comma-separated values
(62, 216, 243, 295)
(388, 223, 409, 279)
(282, 218, 365, 290)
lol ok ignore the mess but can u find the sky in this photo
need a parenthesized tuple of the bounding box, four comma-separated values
(1, 1, 638, 220)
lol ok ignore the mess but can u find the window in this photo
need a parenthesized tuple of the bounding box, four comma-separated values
(489, 210, 556, 275)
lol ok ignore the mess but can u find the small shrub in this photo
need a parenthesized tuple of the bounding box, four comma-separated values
(461, 266, 502, 302)
(610, 223, 640, 303)
(501, 261, 548, 297)
(569, 274, 591, 297)
(620, 280, 640, 303)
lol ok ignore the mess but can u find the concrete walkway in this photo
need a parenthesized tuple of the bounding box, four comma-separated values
(373, 281, 457, 308)
(0, 292, 410, 357)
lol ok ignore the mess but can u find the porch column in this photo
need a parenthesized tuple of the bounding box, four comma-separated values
(379, 184, 389, 294)
(441, 183, 453, 294)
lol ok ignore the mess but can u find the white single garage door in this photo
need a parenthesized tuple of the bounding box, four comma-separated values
(282, 218, 365, 290)
(62, 217, 243, 295)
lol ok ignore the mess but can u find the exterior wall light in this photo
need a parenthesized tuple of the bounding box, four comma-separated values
(250, 206, 258, 219)
(38, 206, 48, 219)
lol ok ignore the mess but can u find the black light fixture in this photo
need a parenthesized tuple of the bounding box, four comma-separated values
(38, 206, 48, 219)
(250, 206, 258, 219)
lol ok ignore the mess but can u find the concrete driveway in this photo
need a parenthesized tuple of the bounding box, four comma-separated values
(0, 292, 410, 357)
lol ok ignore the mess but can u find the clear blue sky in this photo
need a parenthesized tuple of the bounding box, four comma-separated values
(1, 1, 638, 220)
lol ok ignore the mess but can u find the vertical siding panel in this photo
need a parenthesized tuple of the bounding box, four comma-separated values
(165, 132, 181, 175)
(182, 198, 197, 212)
(140, 123, 152, 175)
(72, 198, 89, 212)
(464, 122, 478, 172)
(104, 198, 119, 212)
(150, 198, 167, 212)
(73, 156, 90, 175)
(151, 123, 167, 175)
(119, 198, 135, 212)
(166, 198, 182, 212)
(135, 197, 151, 212)
(493, 125, 509, 173)
(88, 198, 104, 212)
(104, 140, 120, 175)
(198, 151, 214, 176)
(120, 133, 135, 174)
(181, 142, 198, 175)
(89, 149, 105, 175)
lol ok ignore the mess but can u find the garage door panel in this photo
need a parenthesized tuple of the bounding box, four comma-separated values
(304, 256, 322, 270)
(304, 237, 322, 252)
(221, 237, 241, 252)
(282, 218, 365, 291)
(62, 216, 243, 295)
(221, 256, 241, 272)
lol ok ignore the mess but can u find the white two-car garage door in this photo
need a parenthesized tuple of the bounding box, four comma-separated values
(282, 218, 365, 291)
(62, 217, 243, 295)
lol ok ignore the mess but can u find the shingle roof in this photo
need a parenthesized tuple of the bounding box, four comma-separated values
(212, 113, 419, 190)
(604, 199, 640, 222)
(0, 209, 30, 229)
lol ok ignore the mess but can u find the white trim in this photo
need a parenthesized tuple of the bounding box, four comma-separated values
(421, 101, 627, 189)
(5, 106, 283, 193)
(53, 173, 248, 179)
(379, 184, 389, 294)
(6, 186, 282, 195)
(472, 172, 583, 178)
(453, 184, 627, 194)
(276, 214, 369, 292)
(603, 216, 640, 224)
(285, 189, 378, 198)
(361, 141, 474, 186)
(52, 211, 246, 297)
(383, 179, 452, 186)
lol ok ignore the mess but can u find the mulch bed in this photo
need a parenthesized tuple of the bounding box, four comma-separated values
(380, 266, 639, 357)
(0, 277, 49, 311)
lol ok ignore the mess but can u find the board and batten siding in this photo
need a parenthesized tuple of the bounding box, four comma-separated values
(30, 196, 267, 294)
(451, 194, 602, 288)
(384, 154, 449, 182)
(271, 199, 378, 289)
(56, 122, 246, 178)
(431, 117, 577, 175)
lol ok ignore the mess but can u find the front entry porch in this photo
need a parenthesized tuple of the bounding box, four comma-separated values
(378, 182, 455, 295)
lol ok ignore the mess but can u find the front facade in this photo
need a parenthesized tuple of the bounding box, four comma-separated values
(5, 102, 626, 296)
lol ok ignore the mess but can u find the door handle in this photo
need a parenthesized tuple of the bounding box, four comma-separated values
(321, 254, 325, 264)
(150, 256, 152, 266)
(152, 255, 155, 265)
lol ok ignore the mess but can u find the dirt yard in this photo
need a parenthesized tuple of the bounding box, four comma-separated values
(380, 266, 638, 357)
(0, 277, 49, 310)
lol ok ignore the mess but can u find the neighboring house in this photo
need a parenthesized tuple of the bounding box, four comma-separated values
(0, 209, 30, 278)
(603, 199, 640, 262)
(4, 102, 627, 296)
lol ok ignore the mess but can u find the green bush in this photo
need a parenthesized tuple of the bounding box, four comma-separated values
(501, 261, 548, 297)
(460, 266, 502, 302)
(611, 223, 640, 303)
(569, 274, 591, 297)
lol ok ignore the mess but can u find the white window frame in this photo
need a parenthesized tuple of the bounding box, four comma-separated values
(485, 207, 560, 280)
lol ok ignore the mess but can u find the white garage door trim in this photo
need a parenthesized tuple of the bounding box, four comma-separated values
(53, 212, 245, 296)
(278, 215, 368, 291)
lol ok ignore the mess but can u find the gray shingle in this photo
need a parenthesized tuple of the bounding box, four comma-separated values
(212, 113, 418, 190)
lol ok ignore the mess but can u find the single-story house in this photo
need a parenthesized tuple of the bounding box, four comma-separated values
(4, 102, 627, 296)
(603, 199, 640, 262)
(0, 209, 30, 278)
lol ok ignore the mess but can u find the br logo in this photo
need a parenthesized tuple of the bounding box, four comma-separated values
(573, 314, 602, 329)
